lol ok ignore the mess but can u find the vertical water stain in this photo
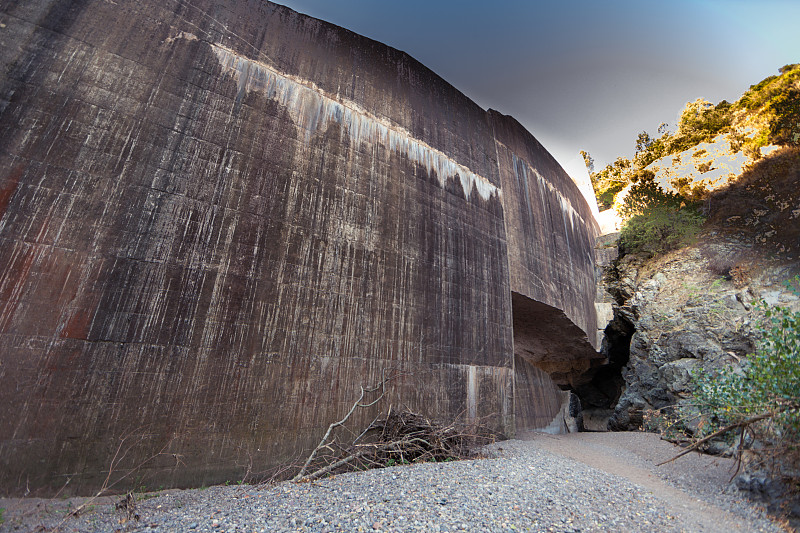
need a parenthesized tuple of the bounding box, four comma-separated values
(0, 0, 599, 496)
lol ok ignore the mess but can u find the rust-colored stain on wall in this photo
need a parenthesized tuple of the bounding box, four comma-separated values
(0, 0, 599, 495)
(0, 164, 24, 220)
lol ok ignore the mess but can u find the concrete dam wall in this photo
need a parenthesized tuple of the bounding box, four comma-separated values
(0, 0, 600, 494)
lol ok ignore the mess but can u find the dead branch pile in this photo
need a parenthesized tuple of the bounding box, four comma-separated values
(293, 408, 498, 482)
(365, 408, 497, 463)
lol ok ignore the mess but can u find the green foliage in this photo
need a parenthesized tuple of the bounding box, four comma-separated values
(591, 156, 632, 209)
(740, 64, 800, 112)
(737, 64, 800, 149)
(617, 174, 702, 255)
(677, 99, 733, 139)
(580, 150, 595, 174)
(634, 132, 670, 168)
(617, 173, 683, 220)
(597, 181, 625, 210)
(590, 98, 735, 208)
(659, 99, 735, 155)
(589, 64, 800, 209)
(619, 206, 703, 256)
(741, 76, 779, 109)
(768, 88, 800, 146)
(635, 131, 653, 154)
(689, 277, 800, 449)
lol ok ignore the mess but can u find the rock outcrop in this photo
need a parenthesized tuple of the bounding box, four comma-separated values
(587, 144, 800, 433)
(0, 0, 599, 494)
(596, 238, 799, 432)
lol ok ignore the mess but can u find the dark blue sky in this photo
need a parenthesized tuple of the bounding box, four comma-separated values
(275, 0, 799, 180)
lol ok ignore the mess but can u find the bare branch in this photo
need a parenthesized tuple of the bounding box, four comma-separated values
(656, 412, 773, 467)
(292, 370, 390, 482)
(49, 430, 174, 532)
(301, 450, 369, 482)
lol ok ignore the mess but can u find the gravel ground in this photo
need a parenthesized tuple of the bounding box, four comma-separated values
(0, 434, 787, 533)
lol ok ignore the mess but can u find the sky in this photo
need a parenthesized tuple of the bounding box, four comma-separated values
(273, 0, 800, 182)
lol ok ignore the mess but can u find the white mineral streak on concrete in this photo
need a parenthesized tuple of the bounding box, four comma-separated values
(512, 153, 586, 232)
(209, 43, 499, 201)
(467, 365, 478, 421)
(164, 31, 199, 45)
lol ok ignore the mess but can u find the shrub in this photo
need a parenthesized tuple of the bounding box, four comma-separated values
(664, 99, 734, 155)
(596, 181, 625, 210)
(741, 75, 779, 110)
(688, 277, 800, 478)
(705, 256, 736, 280)
(617, 174, 703, 256)
(617, 173, 683, 221)
(739, 65, 800, 112)
(633, 131, 670, 168)
(743, 141, 763, 161)
(697, 161, 713, 173)
(694, 299, 800, 429)
(590, 65, 800, 213)
(768, 88, 800, 146)
(619, 206, 703, 255)
(591, 157, 632, 210)
(737, 64, 800, 150)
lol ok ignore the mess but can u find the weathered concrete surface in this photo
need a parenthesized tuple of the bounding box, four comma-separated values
(0, 0, 598, 495)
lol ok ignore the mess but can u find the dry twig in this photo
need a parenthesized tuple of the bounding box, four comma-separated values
(49, 430, 173, 532)
(292, 371, 390, 482)
(656, 412, 773, 467)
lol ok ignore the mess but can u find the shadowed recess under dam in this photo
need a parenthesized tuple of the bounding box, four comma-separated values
(0, 0, 599, 495)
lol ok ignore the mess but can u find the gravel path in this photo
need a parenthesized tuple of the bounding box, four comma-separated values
(0, 433, 786, 533)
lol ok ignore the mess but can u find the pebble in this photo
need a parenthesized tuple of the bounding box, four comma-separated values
(0, 440, 784, 533)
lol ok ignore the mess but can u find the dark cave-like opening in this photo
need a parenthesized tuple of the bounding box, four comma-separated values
(575, 309, 635, 431)
(511, 291, 605, 433)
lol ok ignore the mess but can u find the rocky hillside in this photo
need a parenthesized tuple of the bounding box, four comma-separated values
(582, 64, 800, 522)
(600, 232, 799, 432)
(583, 66, 800, 423)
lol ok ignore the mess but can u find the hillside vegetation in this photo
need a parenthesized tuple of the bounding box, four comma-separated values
(587, 64, 800, 259)
(590, 63, 800, 212)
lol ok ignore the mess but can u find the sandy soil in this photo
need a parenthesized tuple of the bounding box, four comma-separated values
(520, 430, 789, 532)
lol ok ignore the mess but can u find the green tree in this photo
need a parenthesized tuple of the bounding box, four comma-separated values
(617, 174, 702, 256)
(666, 98, 733, 154)
(767, 88, 800, 145)
(580, 150, 595, 174)
(591, 156, 632, 210)
(619, 207, 703, 256)
(617, 172, 682, 220)
(635, 131, 653, 154)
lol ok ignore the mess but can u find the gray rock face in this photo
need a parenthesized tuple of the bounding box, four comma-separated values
(600, 241, 799, 432)
(0, 0, 599, 495)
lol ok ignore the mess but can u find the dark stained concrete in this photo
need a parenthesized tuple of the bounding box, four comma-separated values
(0, 0, 599, 495)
